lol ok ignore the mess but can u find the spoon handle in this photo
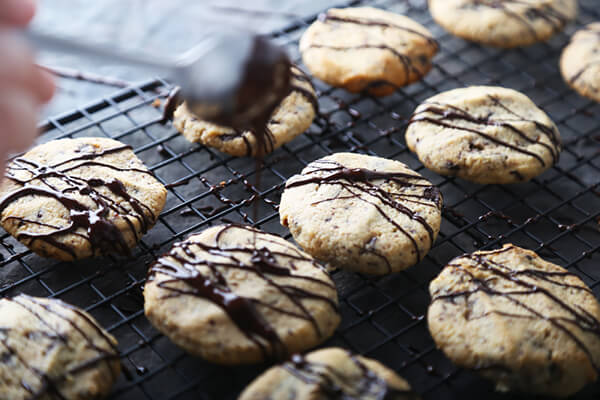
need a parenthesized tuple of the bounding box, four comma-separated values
(23, 28, 175, 78)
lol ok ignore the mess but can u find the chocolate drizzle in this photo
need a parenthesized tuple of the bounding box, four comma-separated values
(240, 66, 318, 157)
(282, 351, 418, 399)
(469, 0, 571, 41)
(146, 224, 338, 361)
(409, 94, 561, 167)
(161, 86, 183, 124)
(0, 143, 158, 260)
(431, 245, 600, 373)
(285, 159, 442, 268)
(318, 11, 439, 50)
(0, 295, 119, 399)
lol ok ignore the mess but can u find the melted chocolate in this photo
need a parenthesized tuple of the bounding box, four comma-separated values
(161, 86, 183, 124)
(285, 160, 442, 269)
(432, 245, 600, 372)
(319, 11, 439, 50)
(146, 224, 338, 361)
(161, 66, 317, 159)
(0, 144, 157, 259)
(282, 352, 418, 399)
(408, 95, 561, 167)
(0, 295, 119, 399)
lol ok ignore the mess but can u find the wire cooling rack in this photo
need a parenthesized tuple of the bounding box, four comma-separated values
(3, 0, 600, 399)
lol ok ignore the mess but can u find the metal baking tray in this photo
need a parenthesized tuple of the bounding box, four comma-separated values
(2, 0, 600, 398)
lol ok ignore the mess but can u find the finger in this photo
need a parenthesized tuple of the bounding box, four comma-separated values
(0, 157, 5, 184)
(0, 31, 51, 103)
(0, 89, 39, 153)
(33, 66, 55, 104)
(0, 0, 35, 26)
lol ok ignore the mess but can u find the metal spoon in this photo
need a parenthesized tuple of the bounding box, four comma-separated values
(24, 29, 291, 129)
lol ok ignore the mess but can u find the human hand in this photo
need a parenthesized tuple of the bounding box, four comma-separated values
(0, 0, 54, 173)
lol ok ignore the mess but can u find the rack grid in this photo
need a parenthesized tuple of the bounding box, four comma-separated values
(3, 0, 600, 398)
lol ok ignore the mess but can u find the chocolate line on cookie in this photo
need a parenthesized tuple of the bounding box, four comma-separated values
(569, 60, 600, 85)
(469, 0, 570, 41)
(431, 245, 600, 372)
(0, 144, 157, 259)
(318, 11, 439, 50)
(282, 352, 417, 399)
(409, 96, 560, 167)
(286, 160, 442, 267)
(305, 43, 427, 85)
(0, 295, 119, 399)
(147, 224, 338, 361)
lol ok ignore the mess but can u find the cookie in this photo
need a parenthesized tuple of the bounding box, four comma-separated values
(560, 23, 600, 102)
(429, 0, 578, 48)
(0, 137, 167, 261)
(239, 347, 420, 400)
(173, 66, 317, 157)
(406, 86, 561, 184)
(279, 153, 443, 275)
(143, 224, 340, 365)
(299, 7, 438, 96)
(0, 294, 120, 400)
(428, 244, 600, 397)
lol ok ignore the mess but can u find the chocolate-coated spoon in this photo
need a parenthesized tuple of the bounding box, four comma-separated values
(24, 29, 291, 130)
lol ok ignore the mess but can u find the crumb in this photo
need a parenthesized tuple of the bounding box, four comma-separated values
(152, 99, 161, 108)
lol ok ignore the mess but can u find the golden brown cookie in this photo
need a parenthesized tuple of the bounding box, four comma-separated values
(429, 0, 578, 48)
(299, 7, 438, 96)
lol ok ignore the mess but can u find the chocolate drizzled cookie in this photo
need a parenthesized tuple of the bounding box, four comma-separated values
(0, 295, 120, 399)
(239, 347, 420, 400)
(561, 22, 600, 102)
(172, 66, 317, 157)
(0, 137, 167, 261)
(280, 153, 443, 275)
(143, 224, 340, 364)
(406, 86, 561, 184)
(300, 7, 438, 96)
(429, 0, 577, 48)
(428, 244, 600, 396)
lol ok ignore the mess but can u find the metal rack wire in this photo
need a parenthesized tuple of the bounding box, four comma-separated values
(2, 0, 600, 398)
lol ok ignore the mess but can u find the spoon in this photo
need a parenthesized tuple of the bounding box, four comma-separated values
(24, 29, 291, 130)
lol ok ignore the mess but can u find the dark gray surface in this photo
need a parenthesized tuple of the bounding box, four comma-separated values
(5, 0, 600, 399)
